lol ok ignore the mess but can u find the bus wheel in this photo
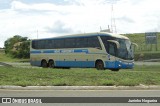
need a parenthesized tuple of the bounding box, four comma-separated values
(96, 60, 104, 70)
(41, 60, 48, 68)
(48, 60, 54, 68)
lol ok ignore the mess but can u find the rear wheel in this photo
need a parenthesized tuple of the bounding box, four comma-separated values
(48, 60, 54, 68)
(96, 61, 104, 70)
(41, 60, 48, 68)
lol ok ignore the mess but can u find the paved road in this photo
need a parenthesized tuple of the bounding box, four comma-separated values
(135, 62, 160, 66)
(0, 90, 160, 106)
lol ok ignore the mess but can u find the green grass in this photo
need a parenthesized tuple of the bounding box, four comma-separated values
(0, 65, 160, 86)
(124, 33, 160, 52)
(0, 52, 29, 62)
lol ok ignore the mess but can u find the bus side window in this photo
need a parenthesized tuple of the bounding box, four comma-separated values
(88, 37, 101, 49)
(76, 38, 88, 48)
(40, 40, 45, 49)
(32, 41, 36, 49)
(54, 39, 65, 49)
(65, 38, 76, 48)
(47, 40, 54, 49)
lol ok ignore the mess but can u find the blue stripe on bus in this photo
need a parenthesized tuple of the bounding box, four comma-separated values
(55, 61, 95, 67)
(30, 49, 89, 54)
(43, 50, 55, 53)
(30, 51, 41, 54)
(73, 49, 88, 53)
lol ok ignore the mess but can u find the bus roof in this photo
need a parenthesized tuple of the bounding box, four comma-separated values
(33, 32, 129, 40)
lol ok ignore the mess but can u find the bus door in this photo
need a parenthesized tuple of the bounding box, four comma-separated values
(107, 40, 119, 69)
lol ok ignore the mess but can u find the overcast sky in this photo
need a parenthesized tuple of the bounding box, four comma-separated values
(0, 0, 160, 47)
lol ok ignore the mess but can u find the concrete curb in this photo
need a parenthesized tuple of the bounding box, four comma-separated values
(1, 85, 160, 90)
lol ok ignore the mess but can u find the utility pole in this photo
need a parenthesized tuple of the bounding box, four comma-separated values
(110, 2, 117, 33)
(37, 30, 38, 39)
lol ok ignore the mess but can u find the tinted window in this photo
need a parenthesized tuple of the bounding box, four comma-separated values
(32, 36, 101, 49)
(65, 38, 76, 48)
(45, 40, 53, 49)
(101, 36, 115, 52)
(54, 39, 64, 49)
(32, 40, 36, 49)
(108, 43, 116, 56)
(39, 40, 45, 49)
(76, 38, 88, 48)
(88, 37, 101, 48)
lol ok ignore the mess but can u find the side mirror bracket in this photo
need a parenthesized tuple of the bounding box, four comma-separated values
(107, 40, 120, 49)
(132, 42, 138, 49)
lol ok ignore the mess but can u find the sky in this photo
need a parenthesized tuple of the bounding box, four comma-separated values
(0, 0, 160, 47)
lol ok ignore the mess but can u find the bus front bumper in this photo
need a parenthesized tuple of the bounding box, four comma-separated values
(116, 61, 134, 69)
(105, 61, 134, 69)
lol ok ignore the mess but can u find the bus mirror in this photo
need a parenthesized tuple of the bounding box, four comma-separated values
(107, 40, 120, 49)
(132, 43, 138, 48)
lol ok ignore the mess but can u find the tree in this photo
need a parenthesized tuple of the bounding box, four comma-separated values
(4, 35, 30, 58)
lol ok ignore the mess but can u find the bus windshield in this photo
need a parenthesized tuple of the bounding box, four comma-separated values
(116, 39, 133, 60)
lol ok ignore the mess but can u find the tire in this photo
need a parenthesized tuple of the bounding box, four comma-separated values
(48, 60, 54, 68)
(96, 61, 105, 70)
(41, 60, 48, 68)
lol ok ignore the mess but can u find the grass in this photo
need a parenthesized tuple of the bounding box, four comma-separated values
(0, 65, 160, 86)
(0, 52, 29, 62)
(123, 33, 160, 60)
(124, 33, 160, 52)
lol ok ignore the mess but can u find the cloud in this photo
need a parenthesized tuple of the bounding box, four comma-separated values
(45, 20, 74, 33)
(15, 0, 83, 6)
(0, 0, 12, 9)
(0, 0, 160, 47)
(116, 16, 135, 23)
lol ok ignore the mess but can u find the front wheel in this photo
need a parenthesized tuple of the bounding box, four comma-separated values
(96, 61, 105, 70)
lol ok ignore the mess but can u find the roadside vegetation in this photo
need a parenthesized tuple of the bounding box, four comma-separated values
(4, 35, 30, 59)
(0, 50, 29, 62)
(0, 65, 160, 87)
(124, 33, 160, 61)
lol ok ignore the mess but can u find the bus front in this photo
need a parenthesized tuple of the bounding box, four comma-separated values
(115, 38, 135, 69)
(101, 34, 136, 70)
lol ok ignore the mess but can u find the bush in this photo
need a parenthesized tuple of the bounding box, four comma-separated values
(4, 35, 30, 59)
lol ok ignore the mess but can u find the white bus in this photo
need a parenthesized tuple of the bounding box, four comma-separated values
(30, 32, 136, 71)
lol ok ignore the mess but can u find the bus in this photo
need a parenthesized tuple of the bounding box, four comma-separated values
(30, 32, 137, 71)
